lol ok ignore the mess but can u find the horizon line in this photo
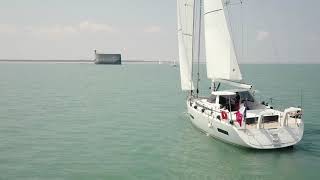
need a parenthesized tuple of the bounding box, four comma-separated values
(0, 59, 319, 65)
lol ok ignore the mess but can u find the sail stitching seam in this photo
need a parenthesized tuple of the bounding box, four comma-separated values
(204, 9, 223, 15)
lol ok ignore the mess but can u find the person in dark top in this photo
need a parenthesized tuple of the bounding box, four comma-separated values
(234, 93, 240, 111)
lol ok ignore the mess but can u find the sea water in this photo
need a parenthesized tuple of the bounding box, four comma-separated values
(0, 63, 319, 179)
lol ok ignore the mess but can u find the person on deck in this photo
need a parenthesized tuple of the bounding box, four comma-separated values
(231, 93, 240, 111)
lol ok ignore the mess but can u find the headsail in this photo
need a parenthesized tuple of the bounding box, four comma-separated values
(177, 0, 195, 90)
(203, 0, 242, 82)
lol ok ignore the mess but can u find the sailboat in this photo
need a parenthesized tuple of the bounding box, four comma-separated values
(172, 59, 178, 67)
(177, 0, 304, 149)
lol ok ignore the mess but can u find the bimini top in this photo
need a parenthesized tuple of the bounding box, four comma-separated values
(211, 91, 236, 96)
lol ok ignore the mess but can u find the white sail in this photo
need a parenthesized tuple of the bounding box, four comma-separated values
(177, 0, 195, 90)
(203, 0, 242, 81)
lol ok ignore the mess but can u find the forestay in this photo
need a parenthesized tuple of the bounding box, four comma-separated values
(177, 0, 195, 90)
(203, 0, 242, 82)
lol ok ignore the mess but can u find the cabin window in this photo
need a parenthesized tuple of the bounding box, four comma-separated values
(217, 128, 229, 135)
(219, 96, 228, 109)
(246, 117, 258, 125)
(262, 115, 279, 123)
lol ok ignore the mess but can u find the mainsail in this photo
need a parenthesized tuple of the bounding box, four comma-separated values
(203, 0, 242, 82)
(177, 0, 195, 90)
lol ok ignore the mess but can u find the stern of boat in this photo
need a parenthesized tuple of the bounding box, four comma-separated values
(237, 107, 304, 149)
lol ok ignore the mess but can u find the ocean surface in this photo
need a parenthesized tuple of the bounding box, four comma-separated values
(0, 63, 319, 180)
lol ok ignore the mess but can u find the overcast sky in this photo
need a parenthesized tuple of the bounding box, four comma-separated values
(0, 0, 319, 63)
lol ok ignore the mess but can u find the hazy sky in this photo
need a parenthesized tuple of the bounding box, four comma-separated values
(0, 0, 319, 63)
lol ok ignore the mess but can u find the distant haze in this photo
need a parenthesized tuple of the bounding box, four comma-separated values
(0, 0, 319, 64)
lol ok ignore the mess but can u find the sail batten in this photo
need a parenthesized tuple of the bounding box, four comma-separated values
(177, 0, 195, 91)
(203, 0, 242, 81)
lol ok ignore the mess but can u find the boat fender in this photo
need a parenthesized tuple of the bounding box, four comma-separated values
(221, 111, 228, 120)
(194, 106, 197, 109)
(235, 111, 243, 126)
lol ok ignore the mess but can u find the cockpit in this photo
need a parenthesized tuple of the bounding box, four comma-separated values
(209, 90, 261, 111)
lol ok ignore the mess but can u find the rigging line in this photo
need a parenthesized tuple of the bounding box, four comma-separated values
(300, 89, 303, 109)
(190, 0, 197, 95)
(229, 0, 245, 5)
(259, 1, 278, 60)
(225, 0, 240, 68)
(182, 33, 192, 37)
(240, 0, 244, 60)
(226, 2, 242, 6)
(196, 0, 202, 98)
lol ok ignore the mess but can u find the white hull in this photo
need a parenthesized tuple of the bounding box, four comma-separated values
(187, 99, 304, 149)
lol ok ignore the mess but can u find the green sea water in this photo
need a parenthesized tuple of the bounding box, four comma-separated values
(0, 63, 319, 180)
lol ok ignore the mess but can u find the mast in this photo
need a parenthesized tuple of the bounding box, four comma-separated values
(196, 0, 203, 97)
(191, 0, 196, 96)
